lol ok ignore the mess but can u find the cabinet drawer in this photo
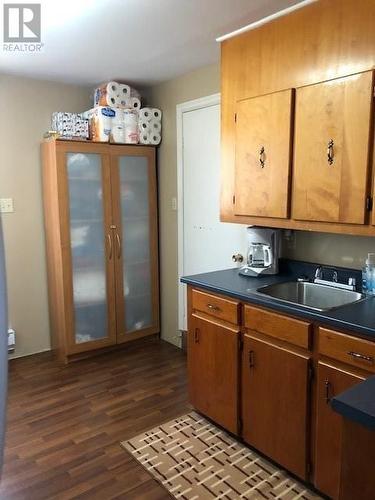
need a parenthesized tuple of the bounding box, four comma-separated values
(244, 305, 312, 349)
(319, 328, 375, 373)
(191, 289, 239, 325)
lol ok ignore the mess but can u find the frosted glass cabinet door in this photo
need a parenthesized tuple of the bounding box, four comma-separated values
(111, 148, 159, 341)
(65, 150, 116, 351)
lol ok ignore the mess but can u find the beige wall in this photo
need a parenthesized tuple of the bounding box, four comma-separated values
(283, 232, 375, 270)
(0, 74, 90, 358)
(147, 64, 220, 346)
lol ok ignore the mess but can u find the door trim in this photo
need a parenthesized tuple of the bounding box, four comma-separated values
(176, 93, 221, 333)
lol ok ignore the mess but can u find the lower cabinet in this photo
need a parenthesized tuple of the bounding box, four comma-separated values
(314, 362, 364, 499)
(242, 334, 311, 479)
(186, 287, 374, 498)
(188, 314, 240, 434)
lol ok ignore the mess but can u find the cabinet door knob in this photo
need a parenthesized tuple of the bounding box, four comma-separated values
(194, 328, 200, 343)
(116, 233, 121, 259)
(107, 234, 113, 260)
(259, 146, 265, 168)
(249, 350, 255, 368)
(327, 139, 334, 165)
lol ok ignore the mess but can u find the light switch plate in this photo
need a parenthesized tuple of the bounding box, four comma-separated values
(0, 198, 14, 213)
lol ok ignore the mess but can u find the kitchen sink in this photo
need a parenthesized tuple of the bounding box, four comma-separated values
(256, 281, 366, 312)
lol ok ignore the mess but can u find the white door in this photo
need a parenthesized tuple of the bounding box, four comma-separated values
(178, 96, 247, 331)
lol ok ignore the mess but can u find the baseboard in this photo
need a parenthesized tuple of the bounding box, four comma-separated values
(9, 347, 51, 360)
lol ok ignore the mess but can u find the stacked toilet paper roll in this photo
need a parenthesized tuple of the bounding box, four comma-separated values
(94, 81, 141, 110)
(82, 107, 116, 142)
(138, 108, 162, 145)
(52, 112, 89, 139)
(110, 109, 139, 144)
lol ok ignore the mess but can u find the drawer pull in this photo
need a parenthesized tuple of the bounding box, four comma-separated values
(324, 378, 331, 404)
(347, 351, 374, 363)
(207, 303, 221, 312)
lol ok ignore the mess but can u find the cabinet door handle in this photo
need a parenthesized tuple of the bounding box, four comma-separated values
(259, 146, 265, 168)
(249, 350, 255, 368)
(327, 139, 334, 165)
(324, 378, 331, 404)
(115, 233, 121, 259)
(207, 303, 221, 312)
(347, 351, 374, 364)
(194, 328, 200, 343)
(107, 234, 113, 260)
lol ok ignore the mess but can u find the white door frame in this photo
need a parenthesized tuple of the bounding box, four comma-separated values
(176, 93, 221, 331)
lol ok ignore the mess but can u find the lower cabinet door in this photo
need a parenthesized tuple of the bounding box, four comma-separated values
(188, 314, 239, 434)
(315, 362, 365, 499)
(242, 334, 310, 479)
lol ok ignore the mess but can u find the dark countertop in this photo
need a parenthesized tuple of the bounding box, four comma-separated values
(332, 376, 375, 430)
(180, 260, 375, 340)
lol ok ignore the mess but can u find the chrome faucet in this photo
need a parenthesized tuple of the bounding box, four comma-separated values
(314, 266, 323, 280)
(313, 266, 357, 291)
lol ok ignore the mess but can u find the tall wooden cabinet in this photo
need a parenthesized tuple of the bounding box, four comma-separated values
(42, 140, 159, 363)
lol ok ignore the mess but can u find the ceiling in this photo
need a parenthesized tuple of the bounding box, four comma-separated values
(0, 0, 306, 87)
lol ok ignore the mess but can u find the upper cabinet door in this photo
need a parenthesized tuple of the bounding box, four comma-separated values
(292, 71, 374, 224)
(234, 89, 293, 218)
(110, 146, 159, 343)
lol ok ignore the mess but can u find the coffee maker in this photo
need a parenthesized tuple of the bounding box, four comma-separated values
(239, 227, 281, 277)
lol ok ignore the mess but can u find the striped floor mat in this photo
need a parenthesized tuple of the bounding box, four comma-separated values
(122, 412, 322, 499)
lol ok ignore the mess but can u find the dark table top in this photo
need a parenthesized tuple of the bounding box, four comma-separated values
(332, 376, 375, 430)
(181, 265, 375, 340)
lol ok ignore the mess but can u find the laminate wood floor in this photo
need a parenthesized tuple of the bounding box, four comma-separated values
(0, 337, 189, 499)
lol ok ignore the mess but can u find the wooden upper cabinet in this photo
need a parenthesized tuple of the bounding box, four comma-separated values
(234, 89, 293, 218)
(292, 71, 374, 224)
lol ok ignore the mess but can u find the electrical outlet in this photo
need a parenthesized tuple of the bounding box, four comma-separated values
(0, 198, 14, 213)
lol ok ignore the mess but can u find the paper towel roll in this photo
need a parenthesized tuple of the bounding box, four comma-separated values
(139, 108, 153, 122)
(149, 119, 161, 133)
(149, 132, 161, 145)
(130, 97, 141, 110)
(151, 108, 162, 121)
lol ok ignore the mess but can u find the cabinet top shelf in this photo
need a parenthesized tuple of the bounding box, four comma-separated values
(43, 137, 156, 148)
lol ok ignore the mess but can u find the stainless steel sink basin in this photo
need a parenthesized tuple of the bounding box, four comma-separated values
(256, 281, 366, 312)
